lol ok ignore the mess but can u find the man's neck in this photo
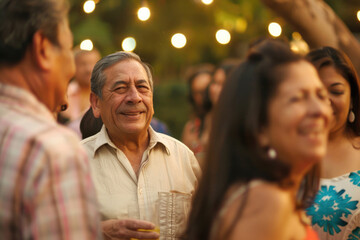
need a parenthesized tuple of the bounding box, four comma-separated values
(110, 129, 150, 175)
(0, 57, 55, 112)
(0, 63, 31, 90)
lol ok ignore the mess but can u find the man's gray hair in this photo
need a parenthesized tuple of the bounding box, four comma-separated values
(0, 0, 68, 65)
(91, 51, 153, 98)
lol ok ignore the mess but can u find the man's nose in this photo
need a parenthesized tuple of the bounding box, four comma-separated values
(126, 86, 142, 103)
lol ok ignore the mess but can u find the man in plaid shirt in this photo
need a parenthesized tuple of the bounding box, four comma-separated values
(0, 0, 102, 239)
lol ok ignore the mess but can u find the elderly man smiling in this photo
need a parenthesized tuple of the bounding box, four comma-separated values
(81, 51, 201, 240)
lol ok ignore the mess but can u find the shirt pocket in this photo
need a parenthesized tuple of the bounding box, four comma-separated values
(158, 191, 192, 240)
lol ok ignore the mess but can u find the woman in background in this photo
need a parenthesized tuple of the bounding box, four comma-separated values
(185, 40, 331, 240)
(182, 65, 213, 162)
(306, 47, 360, 240)
(199, 59, 240, 167)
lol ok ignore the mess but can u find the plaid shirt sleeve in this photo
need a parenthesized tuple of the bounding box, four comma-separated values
(15, 128, 103, 240)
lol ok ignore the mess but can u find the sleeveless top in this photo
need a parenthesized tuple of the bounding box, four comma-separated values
(210, 180, 319, 240)
(307, 171, 360, 240)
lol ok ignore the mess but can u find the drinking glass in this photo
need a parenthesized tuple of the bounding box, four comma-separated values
(128, 200, 160, 240)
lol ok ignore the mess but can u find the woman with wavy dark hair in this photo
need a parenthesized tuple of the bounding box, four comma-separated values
(184, 40, 331, 240)
(306, 47, 360, 240)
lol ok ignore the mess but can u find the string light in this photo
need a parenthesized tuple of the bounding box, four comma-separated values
(80, 39, 94, 51)
(122, 37, 136, 52)
(201, 0, 213, 5)
(138, 7, 151, 21)
(171, 33, 187, 49)
(83, 0, 96, 14)
(292, 32, 302, 41)
(268, 22, 282, 37)
(215, 29, 231, 45)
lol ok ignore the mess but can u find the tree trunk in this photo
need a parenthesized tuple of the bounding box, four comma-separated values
(261, 0, 360, 76)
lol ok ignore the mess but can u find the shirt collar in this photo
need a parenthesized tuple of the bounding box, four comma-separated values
(0, 83, 56, 123)
(93, 124, 170, 156)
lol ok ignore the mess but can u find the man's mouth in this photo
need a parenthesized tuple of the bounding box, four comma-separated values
(121, 111, 145, 116)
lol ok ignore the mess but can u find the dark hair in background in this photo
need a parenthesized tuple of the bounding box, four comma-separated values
(185, 39, 320, 240)
(217, 58, 243, 77)
(202, 59, 241, 115)
(80, 107, 103, 139)
(201, 60, 240, 136)
(306, 46, 360, 136)
(186, 64, 214, 118)
(0, 0, 68, 65)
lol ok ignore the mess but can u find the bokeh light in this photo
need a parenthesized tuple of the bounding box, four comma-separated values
(357, 10, 360, 22)
(80, 39, 93, 51)
(215, 29, 231, 45)
(83, 0, 96, 14)
(122, 37, 136, 52)
(235, 18, 247, 33)
(201, 0, 213, 5)
(137, 7, 151, 21)
(292, 32, 302, 41)
(268, 22, 282, 37)
(171, 33, 187, 49)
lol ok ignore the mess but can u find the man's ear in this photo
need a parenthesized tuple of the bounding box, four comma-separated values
(31, 31, 56, 71)
(90, 92, 101, 118)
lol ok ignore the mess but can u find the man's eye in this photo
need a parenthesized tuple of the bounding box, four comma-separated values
(138, 85, 149, 90)
(114, 86, 126, 91)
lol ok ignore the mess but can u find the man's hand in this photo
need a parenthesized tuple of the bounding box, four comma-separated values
(102, 219, 160, 240)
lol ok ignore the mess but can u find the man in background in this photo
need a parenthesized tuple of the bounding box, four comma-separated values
(60, 47, 101, 136)
(0, 0, 102, 238)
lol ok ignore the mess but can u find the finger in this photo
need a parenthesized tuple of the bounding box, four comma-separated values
(125, 219, 156, 230)
(131, 229, 160, 239)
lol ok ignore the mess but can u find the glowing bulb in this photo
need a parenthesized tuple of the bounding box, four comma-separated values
(215, 29, 231, 45)
(201, 0, 213, 5)
(357, 10, 360, 22)
(171, 33, 186, 49)
(122, 37, 136, 52)
(80, 39, 93, 51)
(268, 22, 282, 37)
(83, 0, 96, 14)
(137, 7, 151, 21)
(292, 32, 302, 41)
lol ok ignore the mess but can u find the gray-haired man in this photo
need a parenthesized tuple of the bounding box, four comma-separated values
(82, 51, 201, 239)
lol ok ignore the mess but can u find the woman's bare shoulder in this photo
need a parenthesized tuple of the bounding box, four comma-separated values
(220, 182, 293, 240)
(247, 182, 292, 214)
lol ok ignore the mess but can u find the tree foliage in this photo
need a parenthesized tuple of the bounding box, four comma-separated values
(69, 0, 359, 139)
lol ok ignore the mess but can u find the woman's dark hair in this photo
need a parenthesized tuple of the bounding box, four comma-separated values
(80, 107, 103, 139)
(184, 39, 320, 240)
(306, 46, 360, 136)
(201, 60, 240, 136)
(186, 65, 214, 118)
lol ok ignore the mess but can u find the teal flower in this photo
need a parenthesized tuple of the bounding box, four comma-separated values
(349, 171, 360, 187)
(307, 185, 358, 235)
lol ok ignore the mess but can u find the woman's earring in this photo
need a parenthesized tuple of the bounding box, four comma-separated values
(268, 148, 277, 160)
(349, 110, 355, 123)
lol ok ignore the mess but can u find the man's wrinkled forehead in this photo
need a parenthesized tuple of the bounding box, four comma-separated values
(104, 59, 152, 88)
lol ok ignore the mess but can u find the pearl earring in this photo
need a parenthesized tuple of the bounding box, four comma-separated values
(349, 110, 355, 123)
(268, 148, 277, 160)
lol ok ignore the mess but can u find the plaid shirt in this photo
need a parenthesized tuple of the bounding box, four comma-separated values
(0, 83, 102, 239)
